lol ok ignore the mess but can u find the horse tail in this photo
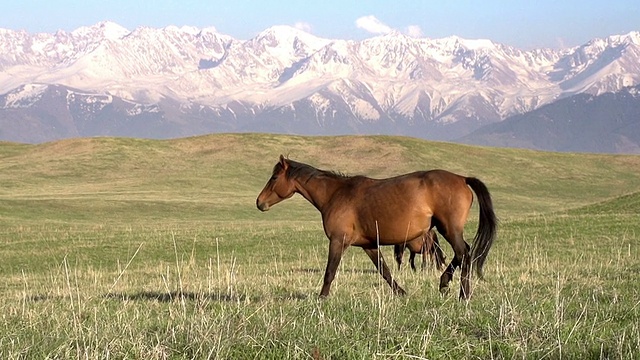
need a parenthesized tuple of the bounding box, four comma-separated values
(465, 177, 498, 279)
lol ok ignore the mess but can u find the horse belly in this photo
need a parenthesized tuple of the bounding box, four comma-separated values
(360, 212, 430, 246)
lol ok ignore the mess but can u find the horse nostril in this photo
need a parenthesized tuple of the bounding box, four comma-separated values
(256, 200, 269, 212)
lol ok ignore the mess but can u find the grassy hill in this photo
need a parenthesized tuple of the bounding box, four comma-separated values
(0, 134, 638, 359)
(2, 133, 640, 223)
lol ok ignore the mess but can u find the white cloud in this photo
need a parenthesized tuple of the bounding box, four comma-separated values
(356, 15, 424, 38)
(355, 15, 393, 35)
(294, 22, 312, 33)
(406, 25, 423, 38)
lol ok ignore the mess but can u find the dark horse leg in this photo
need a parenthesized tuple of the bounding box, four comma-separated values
(420, 241, 427, 271)
(433, 239, 447, 271)
(437, 225, 472, 299)
(393, 243, 405, 270)
(396, 234, 426, 272)
(319, 238, 349, 297)
(409, 251, 418, 272)
(429, 231, 447, 271)
(363, 248, 406, 295)
(458, 240, 472, 300)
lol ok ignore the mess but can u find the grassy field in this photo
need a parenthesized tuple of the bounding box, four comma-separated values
(0, 134, 638, 359)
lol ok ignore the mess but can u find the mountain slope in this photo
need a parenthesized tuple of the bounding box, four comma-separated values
(458, 85, 640, 154)
(1, 22, 640, 145)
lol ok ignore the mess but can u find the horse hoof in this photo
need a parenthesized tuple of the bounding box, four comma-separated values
(439, 285, 449, 295)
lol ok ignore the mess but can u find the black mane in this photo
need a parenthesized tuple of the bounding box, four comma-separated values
(284, 159, 349, 181)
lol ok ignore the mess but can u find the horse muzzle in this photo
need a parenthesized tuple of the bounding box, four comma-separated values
(256, 199, 270, 212)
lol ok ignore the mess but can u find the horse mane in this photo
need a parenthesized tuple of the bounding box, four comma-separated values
(283, 159, 349, 182)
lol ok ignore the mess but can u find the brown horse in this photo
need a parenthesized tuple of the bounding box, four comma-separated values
(394, 229, 446, 272)
(256, 155, 497, 300)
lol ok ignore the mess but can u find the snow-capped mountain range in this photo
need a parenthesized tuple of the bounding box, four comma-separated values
(1, 21, 639, 144)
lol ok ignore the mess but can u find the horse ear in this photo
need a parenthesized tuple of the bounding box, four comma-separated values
(279, 155, 289, 170)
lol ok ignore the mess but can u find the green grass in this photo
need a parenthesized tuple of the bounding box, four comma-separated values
(0, 134, 639, 359)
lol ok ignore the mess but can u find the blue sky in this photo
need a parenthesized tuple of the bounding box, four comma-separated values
(2, 0, 639, 49)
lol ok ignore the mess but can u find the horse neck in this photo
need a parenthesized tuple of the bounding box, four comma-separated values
(292, 172, 342, 212)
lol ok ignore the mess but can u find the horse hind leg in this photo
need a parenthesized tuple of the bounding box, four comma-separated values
(433, 242, 447, 271)
(439, 255, 459, 294)
(436, 224, 472, 299)
(456, 239, 472, 300)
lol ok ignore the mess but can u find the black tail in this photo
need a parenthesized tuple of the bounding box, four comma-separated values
(465, 177, 498, 279)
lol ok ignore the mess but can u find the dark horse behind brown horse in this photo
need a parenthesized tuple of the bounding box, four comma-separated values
(394, 229, 446, 272)
(256, 155, 497, 300)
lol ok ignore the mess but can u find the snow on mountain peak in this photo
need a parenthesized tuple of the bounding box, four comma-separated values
(71, 21, 130, 40)
(619, 31, 640, 45)
(253, 25, 330, 50)
(199, 27, 220, 36)
(2, 83, 48, 108)
(432, 36, 498, 54)
(460, 38, 495, 51)
(1, 23, 639, 139)
(163, 25, 202, 36)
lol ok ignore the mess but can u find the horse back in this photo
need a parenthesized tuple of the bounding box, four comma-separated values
(325, 170, 472, 245)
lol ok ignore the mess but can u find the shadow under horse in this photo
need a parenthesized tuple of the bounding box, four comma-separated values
(256, 155, 497, 300)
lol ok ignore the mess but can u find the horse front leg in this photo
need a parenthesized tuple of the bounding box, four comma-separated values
(319, 237, 349, 297)
(363, 248, 406, 296)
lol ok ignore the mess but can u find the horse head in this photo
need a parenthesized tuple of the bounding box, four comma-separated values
(256, 155, 296, 211)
